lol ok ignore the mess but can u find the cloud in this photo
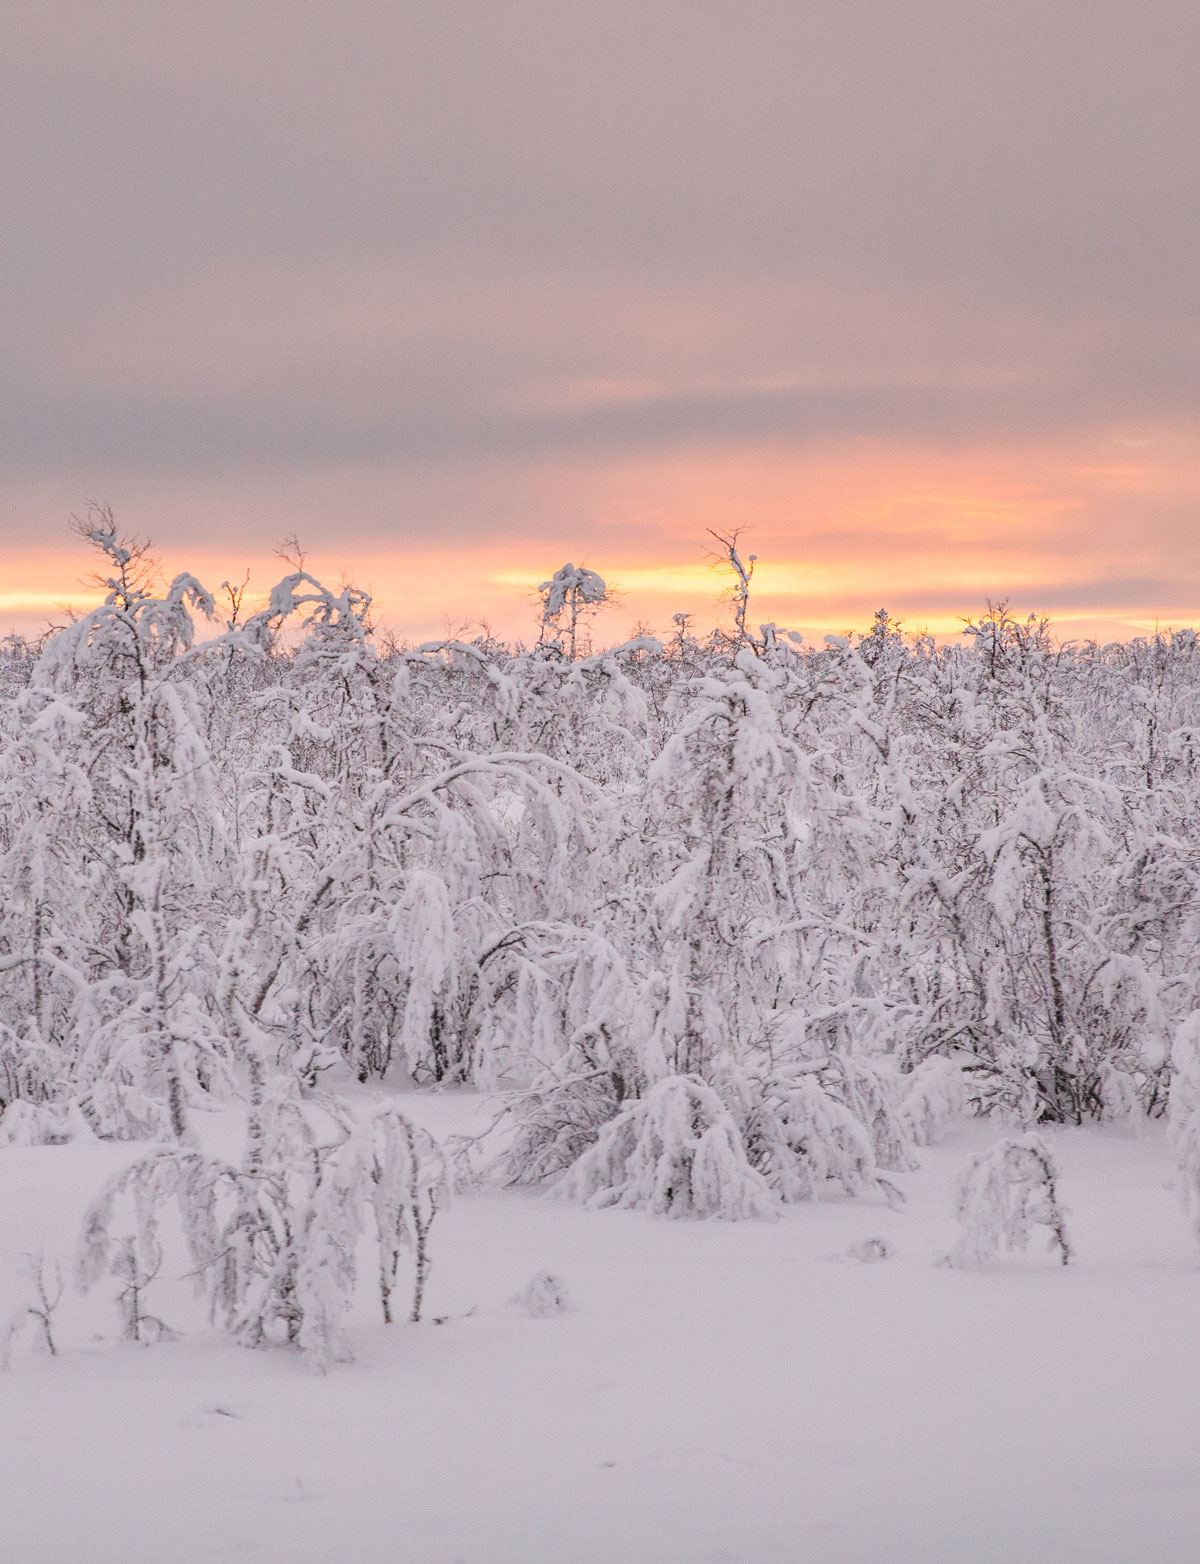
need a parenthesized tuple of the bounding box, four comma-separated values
(3, 1, 1200, 629)
(5, 262, 1197, 492)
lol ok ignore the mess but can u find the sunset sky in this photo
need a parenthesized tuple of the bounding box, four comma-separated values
(4, 2, 1200, 644)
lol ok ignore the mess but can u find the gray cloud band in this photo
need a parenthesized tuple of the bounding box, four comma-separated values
(3, 0, 1200, 586)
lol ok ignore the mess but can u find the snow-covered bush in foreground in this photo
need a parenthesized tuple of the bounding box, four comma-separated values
(741, 1065, 904, 1207)
(76, 1096, 447, 1369)
(948, 1134, 1072, 1267)
(1, 1253, 64, 1365)
(561, 1075, 778, 1219)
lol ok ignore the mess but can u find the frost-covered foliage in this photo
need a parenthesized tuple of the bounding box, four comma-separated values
(897, 1058, 970, 1148)
(537, 562, 613, 658)
(1, 529, 1199, 1239)
(76, 1092, 447, 1367)
(1, 1253, 64, 1364)
(948, 1133, 1072, 1267)
(562, 1076, 778, 1219)
(740, 1063, 907, 1208)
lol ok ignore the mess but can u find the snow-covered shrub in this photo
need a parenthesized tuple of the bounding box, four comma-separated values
(1, 1253, 65, 1365)
(110, 1235, 176, 1343)
(292, 1102, 450, 1366)
(0, 1099, 97, 1147)
(561, 1075, 777, 1219)
(345, 1104, 448, 1327)
(500, 1069, 629, 1188)
(897, 1057, 969, 1147)
(76, 1099, 448, 1368)
(830, 1057, 916, 1174)
(77, 1146, 300, 1349)
(741, 1067, 904, 1207)
(948, 1133, 1072, 1267)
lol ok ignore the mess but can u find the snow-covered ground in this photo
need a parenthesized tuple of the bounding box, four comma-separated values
(3, 1099, 1199, 1564)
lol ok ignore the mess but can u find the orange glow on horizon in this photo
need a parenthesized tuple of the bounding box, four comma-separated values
(2, 429, 1197, 647)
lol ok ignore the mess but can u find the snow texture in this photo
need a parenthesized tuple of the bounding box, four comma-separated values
(3, 1104, 1200, 1563)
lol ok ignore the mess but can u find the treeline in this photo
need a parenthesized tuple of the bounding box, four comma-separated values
(2, 525, 1200, 1222)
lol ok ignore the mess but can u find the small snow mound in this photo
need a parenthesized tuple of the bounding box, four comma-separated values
(846, 1237, 891, 1263)
(517, 1270, 571, 1316)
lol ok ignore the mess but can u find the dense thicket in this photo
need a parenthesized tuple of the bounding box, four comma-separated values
(2, 532, 1200, 1224)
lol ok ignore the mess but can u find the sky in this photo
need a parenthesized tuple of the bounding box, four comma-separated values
(4, 1, 1200, 644)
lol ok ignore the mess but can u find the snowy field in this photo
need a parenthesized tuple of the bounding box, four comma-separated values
(4, 1096, 1199, 1564)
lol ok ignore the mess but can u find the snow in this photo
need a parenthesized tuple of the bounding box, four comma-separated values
(4, 1100, 1200, 1564)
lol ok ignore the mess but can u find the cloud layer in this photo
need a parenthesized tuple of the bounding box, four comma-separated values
(4, 2, 1199, 637)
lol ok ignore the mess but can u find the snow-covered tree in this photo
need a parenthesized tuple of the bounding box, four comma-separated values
(536, 564, 613, 659)
(948, 1133, 1072, 1266)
